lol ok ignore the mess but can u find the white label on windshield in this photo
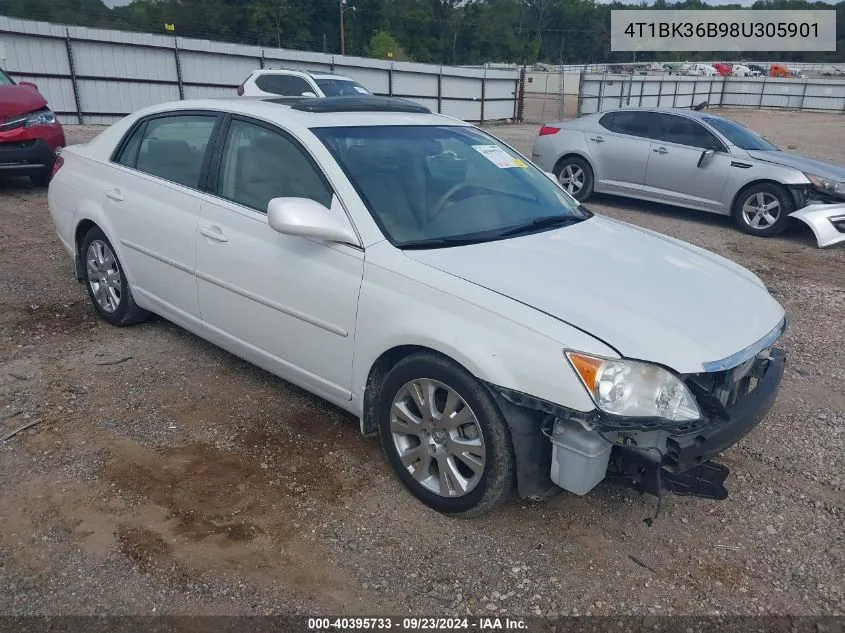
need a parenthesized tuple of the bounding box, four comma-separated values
(472, 144, 527, 169)
(353, 86, 369, 93)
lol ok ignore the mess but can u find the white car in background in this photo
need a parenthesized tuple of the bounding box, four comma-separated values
(237, 68, 371, 98)
(731, 64, 761, 77)
(693, 63, 719, 76)
(47, 95, 787, 516)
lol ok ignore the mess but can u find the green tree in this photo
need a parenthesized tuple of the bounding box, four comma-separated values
(367, 30, 406, 60)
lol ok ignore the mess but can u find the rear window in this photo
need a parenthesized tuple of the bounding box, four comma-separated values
(0, 70, 14, 86)
(599, 111, 655, 138)
(255, 74, 314, 96)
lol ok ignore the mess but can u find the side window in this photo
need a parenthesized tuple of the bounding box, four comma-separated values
(114, 123, 146, 167)
(604, 111, 654, 138)
(255, 74, 314, 96)
(598, 112, 615, 131)
(133, 115, 217, 188)
(216, 119, 333, 212)
(656, 114, 724, 150)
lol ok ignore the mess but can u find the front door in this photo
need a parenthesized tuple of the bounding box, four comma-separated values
(195, 116, 364, 404)
(643, 113, 731, 212)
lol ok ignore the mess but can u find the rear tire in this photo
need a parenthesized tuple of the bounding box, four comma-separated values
(80, 226, 151, 327)
(732, 183, 793, 237)
(377, 352, 515, 517)
(554, 156, 594, 202)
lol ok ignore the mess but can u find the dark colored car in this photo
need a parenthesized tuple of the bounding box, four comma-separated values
(0, 68, 66, 186)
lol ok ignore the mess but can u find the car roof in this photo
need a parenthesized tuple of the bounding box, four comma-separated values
(254, 68, 356, 81)
(591, 107, 726, 122)
(132, 96, 469, 129)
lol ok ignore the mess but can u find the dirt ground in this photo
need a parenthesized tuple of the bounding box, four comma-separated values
(1, 109, 843, 617)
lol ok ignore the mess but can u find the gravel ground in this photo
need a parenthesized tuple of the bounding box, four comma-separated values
(0, 111, 843, 617)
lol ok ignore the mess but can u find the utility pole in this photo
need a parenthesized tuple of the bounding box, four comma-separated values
(340, 0, 345, 56)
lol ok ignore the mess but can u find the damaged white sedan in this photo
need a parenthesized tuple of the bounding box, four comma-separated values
(48, 96, 786, 516)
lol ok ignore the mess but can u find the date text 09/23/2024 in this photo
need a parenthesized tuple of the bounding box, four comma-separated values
(307, 617, 529, 631)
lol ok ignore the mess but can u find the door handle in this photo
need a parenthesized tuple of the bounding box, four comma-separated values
(652, 146, 668, 154)
(200, 225, 228, 243)
(590, 135, 605, 143)
(105, 189, 124, 202)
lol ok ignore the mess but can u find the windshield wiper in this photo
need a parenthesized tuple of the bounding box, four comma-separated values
(496, 215, 584, 238)
(399, 235, 498, 249)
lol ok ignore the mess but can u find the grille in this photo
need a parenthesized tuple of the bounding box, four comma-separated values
(685, 350, 772, 413)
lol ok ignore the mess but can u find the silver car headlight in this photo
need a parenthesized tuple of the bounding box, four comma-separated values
(804, 172, 845, 196)
(24, 109, 57, 128)
(565, 351, 702, 422)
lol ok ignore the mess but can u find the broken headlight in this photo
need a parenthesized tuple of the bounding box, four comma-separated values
(565, 351, 702, 422)
(804, 172, 845, 197)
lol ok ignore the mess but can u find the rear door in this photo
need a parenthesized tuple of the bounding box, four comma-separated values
(643, 113, 731, 212)
(587, 111, 657, 195)
(104, 111, 221, 327)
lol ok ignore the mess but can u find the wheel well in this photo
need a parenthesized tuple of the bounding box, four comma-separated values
(553, 152, 593, 178)
(73, 219, 99, 279)
(360, 345, 467, 436)
(74, 219, 98, 256)
(730, 180, 791, 214)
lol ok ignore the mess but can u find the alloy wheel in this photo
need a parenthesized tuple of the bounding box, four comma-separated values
(741, 192, 781, 230)
(558, 164, 585, 195)
(86, 240, 122, 313)
(389, 378, 486, 498)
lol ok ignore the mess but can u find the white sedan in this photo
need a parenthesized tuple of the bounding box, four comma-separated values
(48, 96, 787, 515)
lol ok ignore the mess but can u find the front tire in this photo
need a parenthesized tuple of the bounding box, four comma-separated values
(733, 183, 793, 237)
(377, 353, 515, 516)
(554, 156, 594, 201)
(80, 226, 151, 326)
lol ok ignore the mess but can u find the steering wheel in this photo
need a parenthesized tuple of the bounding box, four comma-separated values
(430, 182, 475, 221)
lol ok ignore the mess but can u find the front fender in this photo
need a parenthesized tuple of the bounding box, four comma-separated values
(352, 244, 615, 419)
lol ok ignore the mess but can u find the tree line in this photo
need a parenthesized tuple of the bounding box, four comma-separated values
(2, 0, 843, 65)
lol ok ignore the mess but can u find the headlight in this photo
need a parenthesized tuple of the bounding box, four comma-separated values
(804, 172, 845, 196)
(24, 109, 57, 128)
(565, 351, 701, 422)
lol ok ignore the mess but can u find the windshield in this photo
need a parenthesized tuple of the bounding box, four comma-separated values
(315, 78, 370, 96)
(313, 125, 589, 248)
(703, 116, 779, 151)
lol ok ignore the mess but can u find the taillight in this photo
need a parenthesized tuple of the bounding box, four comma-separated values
(539, 126, 560, 136)
(236, 84, 245, 96)
(51, 149, 64, 178)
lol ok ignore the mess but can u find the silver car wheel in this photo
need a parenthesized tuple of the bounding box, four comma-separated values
(741, 192, 781, 230)
(558, 164, 585, 195)
(390, 378, 486, 498)
(86, 240, 122, 313)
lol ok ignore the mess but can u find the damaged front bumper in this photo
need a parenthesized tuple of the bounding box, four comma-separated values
(491, 348, 786, 503)
(789, 204, 845, 248)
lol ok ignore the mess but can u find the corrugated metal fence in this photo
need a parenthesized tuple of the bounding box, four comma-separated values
(0, 16, 519, 125)
(577, 74, 845, 116)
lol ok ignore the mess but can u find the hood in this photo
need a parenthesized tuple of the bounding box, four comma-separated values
(404, 216, 785, 374)
(0, 84, 47, 120)
(747, 150, 845, 182)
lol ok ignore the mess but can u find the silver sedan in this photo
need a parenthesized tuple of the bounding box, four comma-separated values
(531, 107, 845, 241)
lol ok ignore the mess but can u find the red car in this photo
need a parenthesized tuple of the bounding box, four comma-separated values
(0, 68, 66, 186)
(712, 63, 732, 77)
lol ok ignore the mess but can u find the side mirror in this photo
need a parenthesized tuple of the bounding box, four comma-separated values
(697, 148, 715, 168)
(301, 91, 318, 98)
(267, 197, 358, 245)
(19, 81, 39, 91)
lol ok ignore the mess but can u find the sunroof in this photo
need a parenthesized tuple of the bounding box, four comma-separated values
(291, 96, 431, 114)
